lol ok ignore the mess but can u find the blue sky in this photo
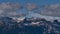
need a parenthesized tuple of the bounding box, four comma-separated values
(0, 0, 60, 5)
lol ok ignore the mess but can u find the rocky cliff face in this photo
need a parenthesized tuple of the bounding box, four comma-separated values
(0, 17, 60, 34)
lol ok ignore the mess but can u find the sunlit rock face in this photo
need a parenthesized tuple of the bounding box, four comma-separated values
(11, 17, 25, 23)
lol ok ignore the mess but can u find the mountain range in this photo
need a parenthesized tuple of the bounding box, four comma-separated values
(0, 16, 60, 34)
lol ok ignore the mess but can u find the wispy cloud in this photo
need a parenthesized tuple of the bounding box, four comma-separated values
(0, 2, 24, 17)
(26, 3, 37, 11)
(0, 2, 22, 10)
(39, 4, 60, 17)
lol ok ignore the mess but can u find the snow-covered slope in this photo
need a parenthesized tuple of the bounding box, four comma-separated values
(27, 12, 60, 22)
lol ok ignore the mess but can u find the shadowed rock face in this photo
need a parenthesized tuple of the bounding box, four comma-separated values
(0, 17, 60, 34)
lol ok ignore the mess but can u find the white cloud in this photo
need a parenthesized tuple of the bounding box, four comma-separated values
(39, 4, 60, 17)
(26, 3, 37, 11)
(0, 2, 22, 10)
(0, 2, 24, 17)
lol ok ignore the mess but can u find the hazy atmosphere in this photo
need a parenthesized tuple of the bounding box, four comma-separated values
(0, 0, 60, 34)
